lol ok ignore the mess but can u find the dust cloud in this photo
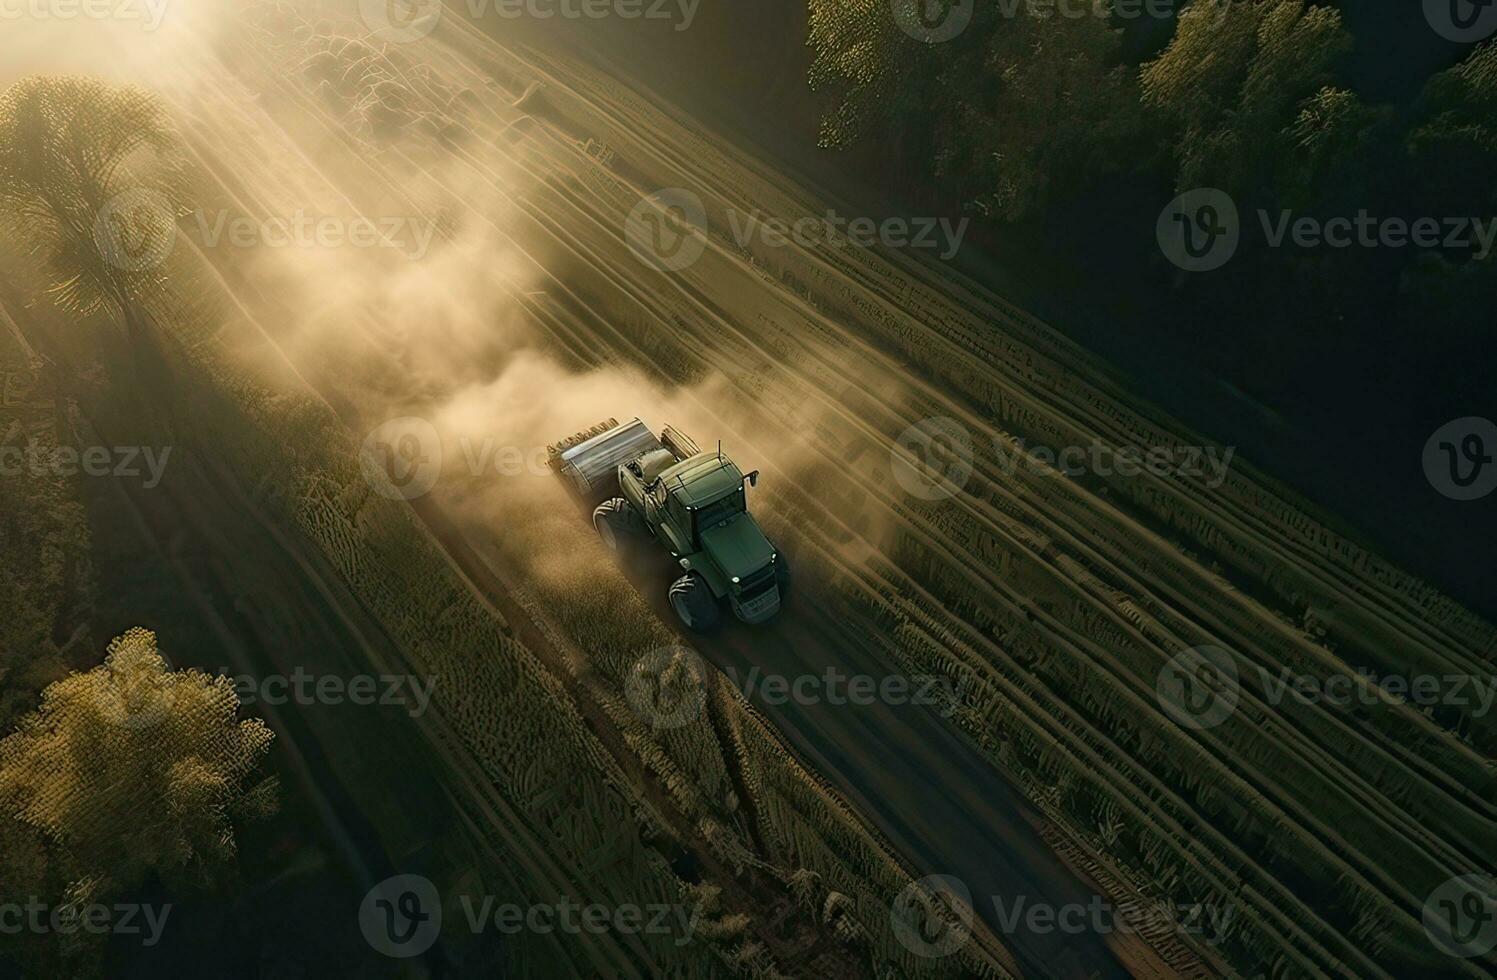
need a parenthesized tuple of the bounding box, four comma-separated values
(4, 0, 891, 581)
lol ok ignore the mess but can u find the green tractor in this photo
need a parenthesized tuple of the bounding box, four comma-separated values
(549, 418, 787, 631)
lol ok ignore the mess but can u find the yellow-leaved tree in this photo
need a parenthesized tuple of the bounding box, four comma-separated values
(0, 628, 277, 968)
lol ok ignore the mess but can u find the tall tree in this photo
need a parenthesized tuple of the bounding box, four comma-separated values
(1140, 0, 1352, 197)
(806, 0, 911, 149)
(0, 77, 186, 352)
(1408, 40, 1497, 215)
(808, 2, 1141, 221)
(930, 13, 1141, 221)
(0, 628, 277, 903)
(1398, 41, 1497, 357)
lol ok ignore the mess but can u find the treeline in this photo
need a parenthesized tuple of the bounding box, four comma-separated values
(807, 0, 1495, 432)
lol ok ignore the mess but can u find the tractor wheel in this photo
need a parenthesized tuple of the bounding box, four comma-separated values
(593, 498, 645, 556)
(669, 573, 721, 633)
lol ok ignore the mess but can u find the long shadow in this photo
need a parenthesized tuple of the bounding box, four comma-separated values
(606, 533, 1130, 980)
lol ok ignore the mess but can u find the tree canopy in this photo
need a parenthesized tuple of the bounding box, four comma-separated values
(0, 629, 277, 907)
(0, 76, 186, 324)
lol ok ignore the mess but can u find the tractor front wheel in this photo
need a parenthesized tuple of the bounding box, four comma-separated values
(669, 573, 721, 633)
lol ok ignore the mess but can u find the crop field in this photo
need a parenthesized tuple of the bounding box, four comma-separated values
(2, 2, 1493, 978)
